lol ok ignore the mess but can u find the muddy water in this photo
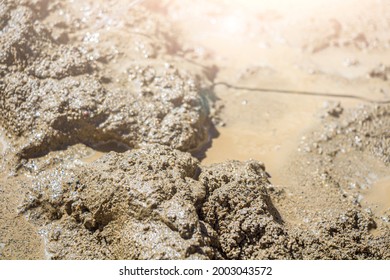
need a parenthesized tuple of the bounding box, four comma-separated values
(203, 95, 321, 185)
(363, 177, 390, 218)
(166, 0, 390, 236)
(171, 0, 390, 189)
(81, 150, 105, 163)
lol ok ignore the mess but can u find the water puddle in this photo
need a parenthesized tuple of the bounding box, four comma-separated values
(203, 124, 299, 185)
(176, 0, 388, 187)
(81, 140, 129, 163)
(81, 150, 105, 163)
(91, 140, 130, 153)
(363, 176, 390, 218)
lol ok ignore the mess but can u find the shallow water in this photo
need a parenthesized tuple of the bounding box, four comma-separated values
(364, 177, 390, 217)
(176, 0, 389, 188)
(81, 150, 105, 163)
(203, 114, 309, 186)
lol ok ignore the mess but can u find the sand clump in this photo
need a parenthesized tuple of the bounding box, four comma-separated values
(307, 104, 390, 164)
(199, 161, 289, 259)
(0, 0, 212, 162)
(19, 144, 288, 260)
(1, 0, 214, 259)
(19, 144, 217, 259)
(278, 104, 390, 259)
(18, 143, 390, 260)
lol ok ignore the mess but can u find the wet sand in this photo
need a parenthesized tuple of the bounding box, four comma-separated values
(0, 177, 45, 259)
(1, 0, 390, 259)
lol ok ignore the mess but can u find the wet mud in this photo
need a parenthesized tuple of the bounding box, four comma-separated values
(1, 0, 390, 260)
(0, 0, 213, 162)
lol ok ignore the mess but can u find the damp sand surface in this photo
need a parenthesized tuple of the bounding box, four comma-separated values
(1, 0, 390, 259)
(0, 176, 45, 259)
